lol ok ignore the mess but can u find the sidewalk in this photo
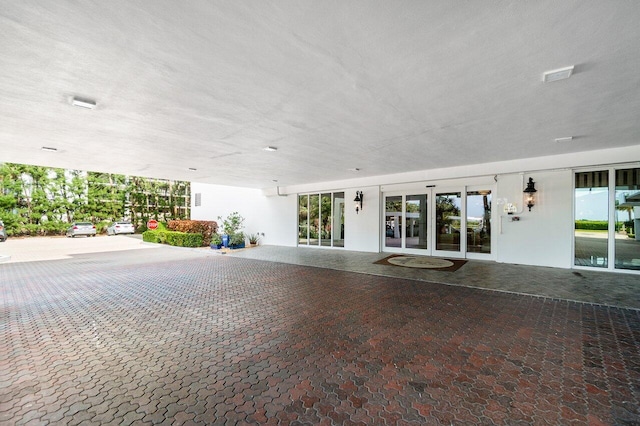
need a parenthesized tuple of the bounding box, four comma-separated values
(0, 234, 158, 263)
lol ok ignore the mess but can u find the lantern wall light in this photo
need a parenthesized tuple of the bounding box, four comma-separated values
(354, 191, 363, 214)
(523, 177, 537, 211)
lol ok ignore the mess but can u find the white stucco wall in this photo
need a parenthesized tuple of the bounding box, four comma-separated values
(343, 186, 381, 252)
(191, 146, 639, 270)
(495, 171, 573, 267)
(191, 183, 297, 246)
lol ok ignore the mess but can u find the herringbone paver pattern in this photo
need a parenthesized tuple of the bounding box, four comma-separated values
(1, 250, 639, 424)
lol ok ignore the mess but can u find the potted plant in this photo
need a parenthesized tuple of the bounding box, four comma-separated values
(210, 233, 223, 249)
(218, 212, 245, 248)
(229, 232, 245, 249)
(248, 233, 260, 246)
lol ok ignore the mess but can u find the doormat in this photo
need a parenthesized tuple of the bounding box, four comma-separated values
(374, 254, 467, 272)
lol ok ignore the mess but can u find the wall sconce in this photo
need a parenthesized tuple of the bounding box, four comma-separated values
(523, 177, 537, 211)
(354, 191, 363, 214)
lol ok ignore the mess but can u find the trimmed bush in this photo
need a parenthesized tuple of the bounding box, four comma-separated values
(143, 229, 202, 247)
(166, 232, 203, 248)
(575, 220, 608, 231)
(167, 220, 217, 246)
(142, 230, 168, 244)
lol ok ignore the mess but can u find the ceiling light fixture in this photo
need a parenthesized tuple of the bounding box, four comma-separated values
(555, 136, 574, 143)
(71, 96, 96, 109)
(542, 66, 574, 83)
(348, 168, 360, 172)
(263, 146, 278, 152)
(188, 167, 197, 171)
(41, 146, 58, 152)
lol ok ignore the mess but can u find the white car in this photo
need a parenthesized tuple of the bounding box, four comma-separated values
(107, 221, 135, 235)
(66, 222, 96, 237)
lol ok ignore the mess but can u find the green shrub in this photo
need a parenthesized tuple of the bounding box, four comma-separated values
(575, 220, 608, 230)
(166, 232, 203, 248)
(167, 220, 217, 246)
(95, 220, 110, 234)
(230, 232, 245, 246)
(218, 212, 244, 236)
(143, 229, 202, 247)
(142, 230, 168, 244)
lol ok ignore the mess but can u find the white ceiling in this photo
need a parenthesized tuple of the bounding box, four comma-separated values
(1, 1, 639, 189)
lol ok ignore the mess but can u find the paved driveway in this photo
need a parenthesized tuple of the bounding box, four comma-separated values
(1, 246, 639, 424)
(0, 235, 158, 263)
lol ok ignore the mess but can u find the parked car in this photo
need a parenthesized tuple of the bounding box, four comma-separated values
(66, 222, 96, 237)
(107, 221, 135, 235)
(0, 220, 7, 242)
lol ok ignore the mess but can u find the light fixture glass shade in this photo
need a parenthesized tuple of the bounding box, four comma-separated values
(523, 178, 537, 211)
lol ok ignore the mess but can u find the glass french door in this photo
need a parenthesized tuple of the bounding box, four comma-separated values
(433, 191, 463, 257)
(575, 167, 640, 272)
(385, 193, 431, 254)
(298, 192, 344, 248)
(383, 186, 493, 259)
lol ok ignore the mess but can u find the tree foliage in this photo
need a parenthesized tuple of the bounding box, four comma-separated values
(0, 163, 190, 236)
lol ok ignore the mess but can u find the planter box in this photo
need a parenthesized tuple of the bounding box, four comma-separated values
(210, 243, 223, 249)
(230, 242, 245, 249)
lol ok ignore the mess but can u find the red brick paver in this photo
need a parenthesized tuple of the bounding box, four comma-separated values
(1, 251, 639, 424)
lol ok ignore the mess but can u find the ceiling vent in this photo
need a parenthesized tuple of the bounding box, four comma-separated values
(543, 66, 574, 83)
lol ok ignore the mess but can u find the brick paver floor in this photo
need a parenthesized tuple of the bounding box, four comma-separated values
(1, 249, 639, 424)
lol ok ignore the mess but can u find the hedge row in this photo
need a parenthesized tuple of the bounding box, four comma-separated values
(142, 230, 203, 248)
(167, 220, 217, 246)
(575, 220, 608, 230)
(575, 220, 634, 231)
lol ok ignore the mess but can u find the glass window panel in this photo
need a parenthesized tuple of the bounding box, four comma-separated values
(298, 194, 308, 245)
(575, 171, 609, 268)
(467, 190, 491, 254)
(436, 192, 462, 251)
(333, 192, 344, 247)
(320, 193, 332, 246)
(309, 194, 319, 245)
(385, 196, 402, 248)
(615, 168, 640, 270)
(405, 194, 428, 249)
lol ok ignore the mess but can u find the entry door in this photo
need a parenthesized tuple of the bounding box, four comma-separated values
(432, 187, 494, 259)
(383, 186, 494, 259)
(433, 190, 464, 258)
(384, 192, 432, 255)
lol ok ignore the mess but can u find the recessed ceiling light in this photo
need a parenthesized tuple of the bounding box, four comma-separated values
(555, 136, 574, 143)
(71, 96, 96, 109)
(41, 146, 58, 152)
(348, 168, 360, 172)
(542, 66, 574, 83)
(263, 146, 278, 152)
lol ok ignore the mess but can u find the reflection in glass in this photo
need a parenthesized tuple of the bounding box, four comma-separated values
(467, 190, 491, 254)
(436, 192, 461, 251)
(299, 192, 345, 247)
(309, 194, 319, 245)
(615, 168, 640, 270)
(385, 196, 402, 248)
(298, 195, 308, 245)
(333, 192, 344, 247)
(405, 194, 427, 249)
(575, 171, 608, 267)
(320, 193, 332, 246)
